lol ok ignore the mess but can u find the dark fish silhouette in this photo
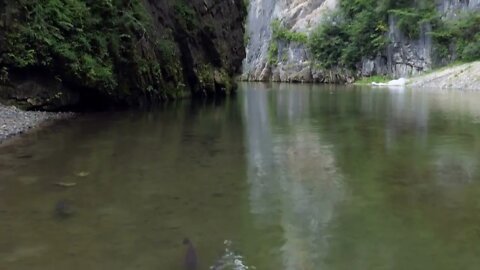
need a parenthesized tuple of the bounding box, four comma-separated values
(183, 238, 198, 270)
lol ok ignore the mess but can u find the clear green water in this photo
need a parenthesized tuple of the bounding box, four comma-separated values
(2, 83, 480, 269)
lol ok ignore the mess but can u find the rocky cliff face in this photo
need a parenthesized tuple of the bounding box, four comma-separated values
(439, 0, 480, 17)
(243, 0, 479, 82)
(242, 0, 339, 82)
(145, 0, 246, 96)
(0, 0, 246, 110)
(366, 0, 480, 79)
(362, 15, 433, 79)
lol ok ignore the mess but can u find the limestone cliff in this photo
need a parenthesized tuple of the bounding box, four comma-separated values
(0, 0, 246, 110)
(242, 0, 339, 83)
(243, 0, 479, 83)
(364, 0, 480, 79)
(439, 0, 480, 17)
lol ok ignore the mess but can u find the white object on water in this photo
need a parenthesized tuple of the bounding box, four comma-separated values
(372, 78, 407, 86)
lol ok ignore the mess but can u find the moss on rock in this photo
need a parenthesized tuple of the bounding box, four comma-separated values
(0, 0, 247, 110)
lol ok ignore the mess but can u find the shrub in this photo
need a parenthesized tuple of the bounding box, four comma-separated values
(271, 19, 308, 44)
(432, 11, 480, 62)
(1, 0, 181, 99)
(267, 40, 279, 65)
(308, 0, 441, 69)
(309, 1, 388, 69)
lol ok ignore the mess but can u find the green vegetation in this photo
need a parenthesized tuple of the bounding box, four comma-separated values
(354, 75, 392, 84)
(308, 0, 436, 70)
(267, 41, 279, 65)
(271, 20, 308, 44)
(309, 0, 390, 69)
(307, 0, 480, 70)
(432, 11, 480, 62)
(388, 0, 437, 39)
(174, 2, 198, 33)
(0, 0, 183, 102)
(267, 19, 307, 65)
(244, 32, 250, 47)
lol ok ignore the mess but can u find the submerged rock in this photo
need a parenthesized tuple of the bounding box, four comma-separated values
(54, 200, 74, 219)
(183, 238, 198, 270)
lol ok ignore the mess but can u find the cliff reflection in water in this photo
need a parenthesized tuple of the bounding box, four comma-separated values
(241, 83, 480, 269)
(3, 82, 480, 269)
(243, 83, 345, 269)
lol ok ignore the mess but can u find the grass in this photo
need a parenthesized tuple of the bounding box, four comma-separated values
(354, 75, 392, 84)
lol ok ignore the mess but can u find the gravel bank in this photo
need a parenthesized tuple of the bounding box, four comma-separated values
(0, 104, 73, 144)
(408, 61, 480, 90)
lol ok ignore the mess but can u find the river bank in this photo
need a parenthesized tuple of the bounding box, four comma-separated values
(2, 60, 478, 144)
(407, 61, 480, 90)
(0, 104, 73, 144)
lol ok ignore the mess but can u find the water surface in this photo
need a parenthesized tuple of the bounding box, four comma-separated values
(2, 83, 480, 269)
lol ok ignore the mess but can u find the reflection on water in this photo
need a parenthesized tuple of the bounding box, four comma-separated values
(242, 83, 480, 269)
(243, 84, 344, 269)
(2, 83, 480, 269)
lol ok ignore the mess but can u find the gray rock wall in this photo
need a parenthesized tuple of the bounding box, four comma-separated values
(362, 16, 433, 79)
(242, 0, 338, 82)
(439, 0, 480, 17)
(243, 0, 480, 82)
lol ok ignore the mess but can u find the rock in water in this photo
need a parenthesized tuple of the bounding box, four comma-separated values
(183, 238, 198, 270)
(54, 200, 74, 218)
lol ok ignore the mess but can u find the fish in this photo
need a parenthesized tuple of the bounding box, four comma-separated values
(183, 238, 198, 270)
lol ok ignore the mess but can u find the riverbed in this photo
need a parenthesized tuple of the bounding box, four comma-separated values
(2, 83, 480, 269)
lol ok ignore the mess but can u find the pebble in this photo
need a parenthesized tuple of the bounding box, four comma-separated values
(0, 104, 73, 143)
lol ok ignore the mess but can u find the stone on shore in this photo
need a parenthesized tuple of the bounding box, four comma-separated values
(0, 104, 72, 144)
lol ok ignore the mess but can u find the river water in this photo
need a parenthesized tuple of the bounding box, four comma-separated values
(2, 83, 480, 269)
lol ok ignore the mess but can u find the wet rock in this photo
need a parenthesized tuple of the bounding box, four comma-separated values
(54, 200, 74, 219)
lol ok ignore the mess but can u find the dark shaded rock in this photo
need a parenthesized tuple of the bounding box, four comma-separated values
(0, 0, 247, 110)
(0, 74, 80, 111)
(146, 0, 246, 97)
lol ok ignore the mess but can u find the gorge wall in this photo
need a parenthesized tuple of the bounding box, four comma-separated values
(242, 0, 340, 83)
(243, 0, 480, 83)
(0, 0, 246, 110)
